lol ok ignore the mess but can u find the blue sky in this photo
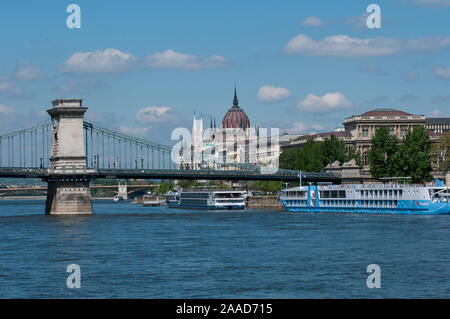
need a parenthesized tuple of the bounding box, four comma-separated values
(1, 0, 450, 144)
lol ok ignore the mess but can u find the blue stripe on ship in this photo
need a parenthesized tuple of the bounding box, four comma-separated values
(280, 200, 449, 215)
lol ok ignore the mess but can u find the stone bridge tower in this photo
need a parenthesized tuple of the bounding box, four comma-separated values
(45, 98, 93, 215)
(118, 182, 128, 200)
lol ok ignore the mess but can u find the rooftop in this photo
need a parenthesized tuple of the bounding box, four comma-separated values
(360, 108, 412, 117)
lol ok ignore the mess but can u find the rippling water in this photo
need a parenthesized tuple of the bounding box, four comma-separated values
(0, 199, 449, 298)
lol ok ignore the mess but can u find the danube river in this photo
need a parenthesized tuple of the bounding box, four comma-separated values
(0, 199, 449, 298)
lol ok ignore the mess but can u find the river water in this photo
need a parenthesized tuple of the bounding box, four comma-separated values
(0, 199, 449, 298)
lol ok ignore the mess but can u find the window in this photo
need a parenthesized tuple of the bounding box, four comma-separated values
(362, 127, 369, 137)
(363, 152, 368, 165)
(400, 127, 407, 137)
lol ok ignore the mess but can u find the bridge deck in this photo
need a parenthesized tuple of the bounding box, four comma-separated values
(0, 167, 340, 183)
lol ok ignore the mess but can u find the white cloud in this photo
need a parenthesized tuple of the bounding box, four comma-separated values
(311, 124, 324, 131)
(257, 85, 291, 102)
(14, 62, 43, 80)
(434, 66, 450, 80)
(345, 14, 369, 30)
(0, 79, 28, 98)
(119, 126, 150, 136)
(286, 122, 308, 134)
(301, 16, 324, 27)
(136, 106, 177, 123)
(429, 109, 444, 116)
(61, 48, 137, 74)
(0, 104, 15, 122)
(283, 34, 450, 57)
(145, 49, 230, 70)
(298, 92, 352, 112)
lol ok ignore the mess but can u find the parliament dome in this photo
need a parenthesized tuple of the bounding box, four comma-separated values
(222, 87, 250, 129)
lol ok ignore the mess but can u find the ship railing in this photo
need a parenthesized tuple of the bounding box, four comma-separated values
(182, 188, 245, 192)
(279, 195, 308, 199)
(319, 183, 430, 190)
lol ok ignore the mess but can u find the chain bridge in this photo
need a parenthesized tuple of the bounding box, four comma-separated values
(0, 98, 340, 215)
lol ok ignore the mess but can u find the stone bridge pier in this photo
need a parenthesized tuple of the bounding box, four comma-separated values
(45, 98, 93, 215)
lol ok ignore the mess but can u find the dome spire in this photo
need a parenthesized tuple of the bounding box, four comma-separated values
(233, 81, 239, 107)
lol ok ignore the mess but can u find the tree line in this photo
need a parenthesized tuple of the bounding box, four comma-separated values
(368, 125, 432, 183)
(279, 125, 449, 184)
(279, 135, 361, 172)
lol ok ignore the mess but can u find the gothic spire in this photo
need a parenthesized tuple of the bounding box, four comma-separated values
(233, 82, 239, 107)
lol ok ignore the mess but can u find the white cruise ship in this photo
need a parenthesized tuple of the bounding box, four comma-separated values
(165, 189, 246, 210)
(279, 181, 450, 215)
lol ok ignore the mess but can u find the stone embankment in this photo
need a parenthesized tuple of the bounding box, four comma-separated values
(246, 196, 283, 209)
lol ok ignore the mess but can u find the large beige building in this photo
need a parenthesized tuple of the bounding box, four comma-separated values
(343, 108, 427, 166)
(281, 108, 450, 181)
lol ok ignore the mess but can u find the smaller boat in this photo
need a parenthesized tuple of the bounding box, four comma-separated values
(165, 189, 246, 210)
(113, 195, 124, 202)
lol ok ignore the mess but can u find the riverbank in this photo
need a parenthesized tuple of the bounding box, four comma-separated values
(246, 195, 283, 209)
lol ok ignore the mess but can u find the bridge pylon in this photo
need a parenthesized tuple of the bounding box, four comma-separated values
(45, 99, 93, 215)
(118, 182, 128, 200)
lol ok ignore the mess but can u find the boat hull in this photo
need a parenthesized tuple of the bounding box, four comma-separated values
(280, 201, 450, 215)
(167, 202, 245, 210)
(279, 184, 450, 216)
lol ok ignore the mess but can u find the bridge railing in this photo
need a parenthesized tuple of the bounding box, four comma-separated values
(83, 121, 175, 170)
(0, 120, 176, 171)
(0, 122, 52, 169)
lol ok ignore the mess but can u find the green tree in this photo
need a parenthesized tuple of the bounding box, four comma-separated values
(280, 135, 361, 172)
(394, 126, 432, 183)
(322, 134, 362, 166)
(177, 180, 192, 189)
(279, 148, 301, 170)
(323, 134, 347, 166)
(434, 132, 450, 176)
(346, 146, 362, 166)
(250, 181, 283, 193)
(155, 181, 174, 194)
(300, 139, 325, 172)
(368, 126, 399, 179)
